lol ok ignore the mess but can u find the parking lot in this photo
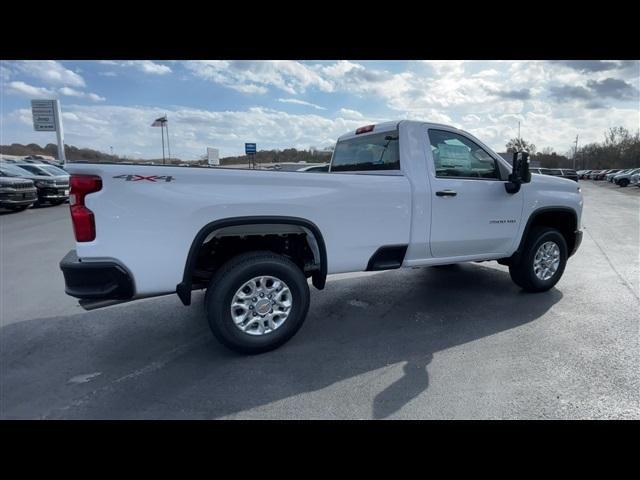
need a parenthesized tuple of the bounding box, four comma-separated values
(1, 180, 638, 419)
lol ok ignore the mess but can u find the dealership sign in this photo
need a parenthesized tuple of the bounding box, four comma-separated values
(30, 99, 66, 162)
(31, 99, 58, 131)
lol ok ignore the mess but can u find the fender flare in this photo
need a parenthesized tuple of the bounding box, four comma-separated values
(512, 207, 578, 263)
(176, 216, 327, 305)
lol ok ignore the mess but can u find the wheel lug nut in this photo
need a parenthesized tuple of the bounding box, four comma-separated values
(260, 293, 265, 297)
(268, 294, 272, 299)
(252, 297, 257, 302)
(253, 312, 257, 316)
(249, 305, 254, 310)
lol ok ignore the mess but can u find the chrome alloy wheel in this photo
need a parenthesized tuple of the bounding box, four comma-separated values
(230, 276, 292, 336)
(533, 241, 561, 281)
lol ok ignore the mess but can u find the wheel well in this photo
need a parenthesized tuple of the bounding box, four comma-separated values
(177, 217, 327, 305)
(501, 209, 578, 266)
(526, 209, 577, 256)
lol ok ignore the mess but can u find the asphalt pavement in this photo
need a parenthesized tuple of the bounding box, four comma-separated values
(1, 181, 638, 419)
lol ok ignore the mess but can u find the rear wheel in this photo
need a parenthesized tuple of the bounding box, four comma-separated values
(509, 227, 568, 292)
(205, 251, 310, 354)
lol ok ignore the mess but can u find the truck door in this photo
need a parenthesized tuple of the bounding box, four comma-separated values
(426, 128, 524, 258)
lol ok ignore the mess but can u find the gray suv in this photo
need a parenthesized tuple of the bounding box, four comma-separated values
(0, 163, 69, 206)
(0, 170, 38, 211)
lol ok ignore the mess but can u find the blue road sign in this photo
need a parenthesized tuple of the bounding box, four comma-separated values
(245, 143, 257, 154)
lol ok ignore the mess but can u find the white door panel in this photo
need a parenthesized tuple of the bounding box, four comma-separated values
(425, 127, 524, 258)
(429, 178, 523, 257)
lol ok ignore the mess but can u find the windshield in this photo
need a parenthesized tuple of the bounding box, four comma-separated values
(331, 131, 400, 172)
(14, 164, 52, 176)
(0, 164, 34, 176)
(40, 165, 68, 176)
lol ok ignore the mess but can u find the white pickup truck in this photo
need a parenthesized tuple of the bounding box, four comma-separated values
(60, 120, 584, 353)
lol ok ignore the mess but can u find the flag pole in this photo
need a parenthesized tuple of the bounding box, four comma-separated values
(165, 116, 171, 163)
(161, 119, 165, 164)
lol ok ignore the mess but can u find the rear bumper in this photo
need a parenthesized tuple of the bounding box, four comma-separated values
(60, 250, 134, 300)
(570, 230, 583, 257)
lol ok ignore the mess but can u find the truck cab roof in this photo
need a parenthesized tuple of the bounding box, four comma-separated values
(337, 120, 469, 142)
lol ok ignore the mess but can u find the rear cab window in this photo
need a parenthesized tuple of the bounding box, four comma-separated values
(330, 130, 400, 172)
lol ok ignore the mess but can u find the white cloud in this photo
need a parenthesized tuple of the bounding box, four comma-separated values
(59, 87, 106, 102)
(14, 60, 86, 87)
(278, 98, 326, 110)
(6, 81, 56, 97)
(99, 60, 171, 75)
(124, 60, 172, 75)
(232, 84, 268, 94)
(185, 60, 333, 95)
(337, 108, 363, 119)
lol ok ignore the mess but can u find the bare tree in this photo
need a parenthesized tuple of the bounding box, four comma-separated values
(505, 137, 537, 155)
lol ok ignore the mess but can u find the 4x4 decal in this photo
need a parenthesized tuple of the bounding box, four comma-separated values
(113, 174, 174, 182)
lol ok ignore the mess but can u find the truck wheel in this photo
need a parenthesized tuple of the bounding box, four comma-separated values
(509, 227, 567, 292)
(205, 251, 310, 354)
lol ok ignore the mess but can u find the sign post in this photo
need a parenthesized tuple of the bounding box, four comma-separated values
(31, 99, 66, 164)
(245, 142, 257, 169)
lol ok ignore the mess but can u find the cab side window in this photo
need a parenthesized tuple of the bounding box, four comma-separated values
(428, 130, 500, 180)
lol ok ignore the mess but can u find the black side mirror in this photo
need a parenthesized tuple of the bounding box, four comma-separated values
(505, 151, 531, 194)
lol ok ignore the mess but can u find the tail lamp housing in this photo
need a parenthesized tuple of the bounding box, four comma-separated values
(69, 175, 102, 242)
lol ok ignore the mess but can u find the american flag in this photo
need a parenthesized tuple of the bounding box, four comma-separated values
(151, 116, 167, 127)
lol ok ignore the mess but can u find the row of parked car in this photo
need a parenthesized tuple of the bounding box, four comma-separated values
(530, 168, 579, 182)
(577, 168, 640, 187)
(0, 158, 70, 211)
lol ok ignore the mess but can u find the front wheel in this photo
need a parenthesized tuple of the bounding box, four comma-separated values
(509, 227, 568, 292)
(205, 251, 310, 354)
(619, 179, 629, 187)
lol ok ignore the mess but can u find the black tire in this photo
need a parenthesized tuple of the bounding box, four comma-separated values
(51, 199, 66, 205)
(509, 227, 568, 292)
(8, 205, 29, 211)
(619, 179, 629, 187)
(205, 251, 310, 354)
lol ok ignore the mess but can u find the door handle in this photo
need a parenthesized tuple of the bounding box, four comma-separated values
(436, 190, 457, 197)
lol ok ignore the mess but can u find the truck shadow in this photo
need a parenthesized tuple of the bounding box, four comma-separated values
(1, 263, 562, 419)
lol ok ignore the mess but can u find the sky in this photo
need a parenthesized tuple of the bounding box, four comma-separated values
(1, 60, 638, 160)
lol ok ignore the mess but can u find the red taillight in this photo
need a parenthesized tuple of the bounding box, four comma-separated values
(69, 175, 102, 242)
(355, 124, 375, 135)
